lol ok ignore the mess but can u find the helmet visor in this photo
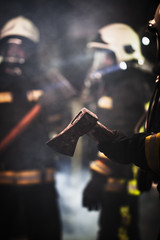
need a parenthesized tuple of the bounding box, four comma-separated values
(0, 37, 35, 65)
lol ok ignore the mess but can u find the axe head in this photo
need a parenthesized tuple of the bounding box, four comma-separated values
(47, 107, 98, 156)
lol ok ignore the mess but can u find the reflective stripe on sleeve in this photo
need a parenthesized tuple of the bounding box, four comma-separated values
(0, 92, 13, 103)
(90, 160, 112, 175)
(145, 133, 160, 173)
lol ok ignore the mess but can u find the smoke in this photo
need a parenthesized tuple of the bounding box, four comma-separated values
(56, 168, 99, 240)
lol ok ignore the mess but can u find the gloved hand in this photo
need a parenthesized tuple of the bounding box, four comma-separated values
(82, 170, 107, 211)
(88, 122, 131, 164)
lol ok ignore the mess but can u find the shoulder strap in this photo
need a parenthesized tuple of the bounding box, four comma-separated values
(0, 103, 41, 153)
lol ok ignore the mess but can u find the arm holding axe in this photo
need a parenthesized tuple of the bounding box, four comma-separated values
(47, 107, 160, 177)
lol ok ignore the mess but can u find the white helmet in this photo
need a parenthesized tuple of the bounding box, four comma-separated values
(87, 23, 144, 65)
(0, 16, 40, 43)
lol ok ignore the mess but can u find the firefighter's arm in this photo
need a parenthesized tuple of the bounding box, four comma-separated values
(97, 130, 160, 174)
(88, 124, 149, 169)
(144, 132, 160, 174)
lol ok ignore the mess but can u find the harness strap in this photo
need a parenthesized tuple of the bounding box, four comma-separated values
(0, 103, 41, 152)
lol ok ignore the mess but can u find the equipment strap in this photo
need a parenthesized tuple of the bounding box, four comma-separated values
(0, 103, 41, 153)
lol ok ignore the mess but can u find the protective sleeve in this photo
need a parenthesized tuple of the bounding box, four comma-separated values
(97, 131, 150, 171)
(145, 132, 160, 174)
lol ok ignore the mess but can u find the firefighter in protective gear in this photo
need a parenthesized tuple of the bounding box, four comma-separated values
(88, 3, 160, 195)
(0, 16, 75, 240)
(134, 102, 154, 193)
(87, 23, 145, 65)
(0, 16, 39, 42)
(85, 4, 160, 240)
(0, 16, 40, 79)
(81, 23, 154, 240)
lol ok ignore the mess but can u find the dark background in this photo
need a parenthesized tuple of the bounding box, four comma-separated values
(0, 0, 159, 90)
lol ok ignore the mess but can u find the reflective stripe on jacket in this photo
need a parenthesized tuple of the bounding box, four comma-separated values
(0, 168, 54, 185)
(145, 132, 160, 174)
(90, 154, 140, 195)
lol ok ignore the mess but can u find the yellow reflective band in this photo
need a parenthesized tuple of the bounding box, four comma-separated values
(118, 206, 131, 240)
(145, 134, 151, 166)
(97, 95, 113, 109)
(132, 165, 139, 179)
(139, 125, 145, 133)
(155, 133, 160, 170)
(145, 133, 160, 173)
(127, 179, 140, 196)
(120, 206, 131, 224)
(118, 227, 129, 240)
(144, 101, 150, 112)
(0, 92, 13, 103)
(90, 160, 111, 175)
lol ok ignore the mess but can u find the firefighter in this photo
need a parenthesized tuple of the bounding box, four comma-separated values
(86, 3, 160, 198)
(0, 16, 75, 240)
(81, 23, 154, 240)
(83, 4, 160, 239)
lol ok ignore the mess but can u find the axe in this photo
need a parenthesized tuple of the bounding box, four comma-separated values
(47, 107, 114, 156)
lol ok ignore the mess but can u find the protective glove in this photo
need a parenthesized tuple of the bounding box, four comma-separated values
(82, 170, 107, 211)
(88, 122, 150, 170)
(88, 122, 132, 164)
(89, 123, 149, 170)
